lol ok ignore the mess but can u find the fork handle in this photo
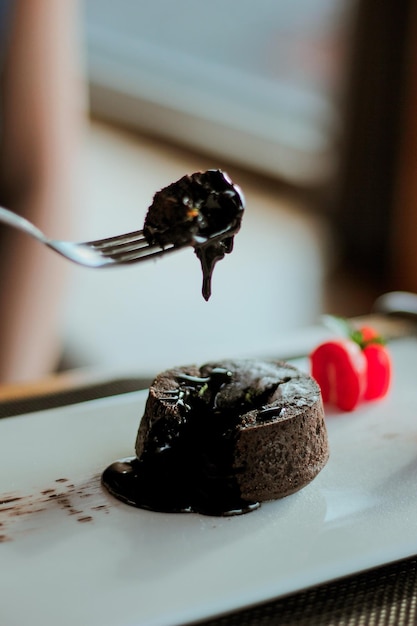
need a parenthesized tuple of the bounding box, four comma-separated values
(0, 206, 48, 243)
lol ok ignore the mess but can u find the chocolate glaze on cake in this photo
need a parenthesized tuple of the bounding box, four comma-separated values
(102, 360, 329, 516)
(143, 170, 244, 300)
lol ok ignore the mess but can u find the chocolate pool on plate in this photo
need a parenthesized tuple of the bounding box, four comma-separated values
(102, 359, 329, 516)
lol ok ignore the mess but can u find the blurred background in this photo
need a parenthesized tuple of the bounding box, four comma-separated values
(0, 0, 415, 384)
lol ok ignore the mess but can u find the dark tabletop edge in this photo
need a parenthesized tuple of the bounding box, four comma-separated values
(0, 377, 153, 418)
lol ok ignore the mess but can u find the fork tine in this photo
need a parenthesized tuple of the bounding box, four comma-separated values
(109, 242, 180, 264)
(87, 228, 165, 261)
(87, 229, 146, 249)
(100, 239, 153, 257)
(96, 237, 154, 258)
(82, 226, 187, 264)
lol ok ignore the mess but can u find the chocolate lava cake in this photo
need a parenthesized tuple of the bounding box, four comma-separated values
(102, 359, 329, 516)
(143, 169, 244, 300)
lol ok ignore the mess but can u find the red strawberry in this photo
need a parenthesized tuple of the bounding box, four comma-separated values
(310, 339, 367, 411)
(362, 342, 392, 400)
(310, 318, 392, 412)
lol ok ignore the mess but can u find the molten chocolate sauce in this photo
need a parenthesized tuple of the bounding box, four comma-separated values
(102, 367, 260, 516)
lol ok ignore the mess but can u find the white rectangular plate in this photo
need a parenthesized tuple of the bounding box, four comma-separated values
(1, 338, 417, 626)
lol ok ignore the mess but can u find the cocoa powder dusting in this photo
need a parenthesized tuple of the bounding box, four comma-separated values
(0, 474, 112, 543)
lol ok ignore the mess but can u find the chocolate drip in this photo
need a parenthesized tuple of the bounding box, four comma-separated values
(195, 235, 235, 301)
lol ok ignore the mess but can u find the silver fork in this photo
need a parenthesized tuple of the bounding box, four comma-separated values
(0, 206, 182, 268)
